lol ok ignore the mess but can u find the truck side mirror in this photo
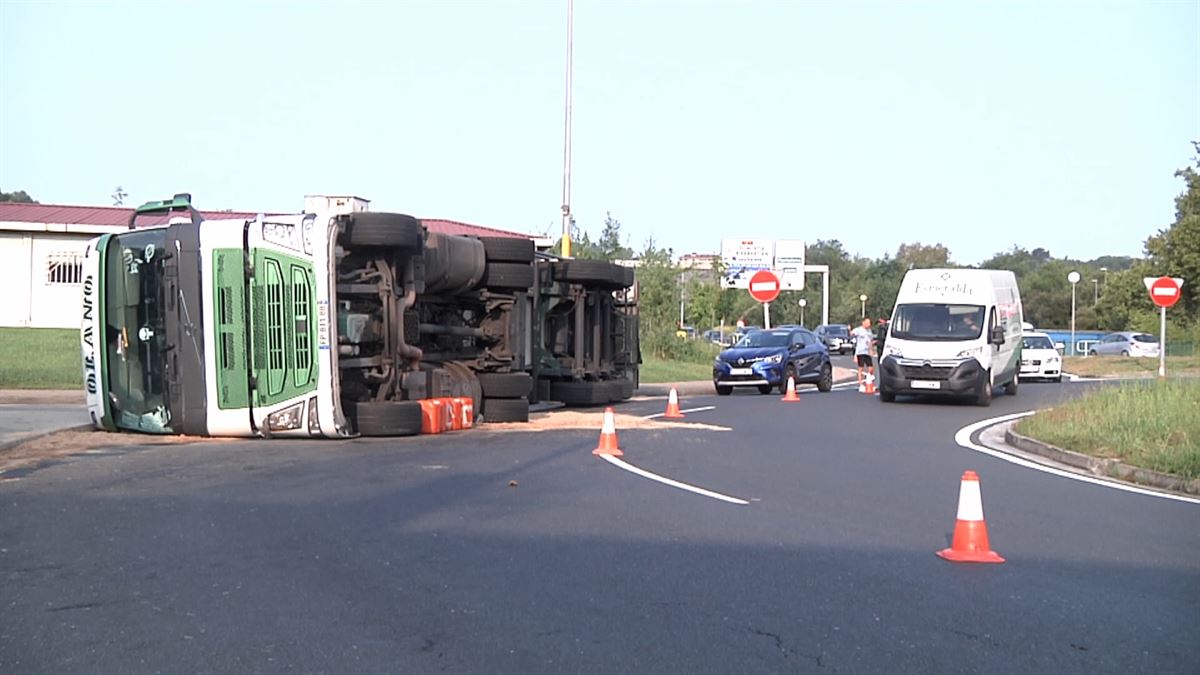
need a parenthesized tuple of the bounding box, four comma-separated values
(990, 326, 1005, 345)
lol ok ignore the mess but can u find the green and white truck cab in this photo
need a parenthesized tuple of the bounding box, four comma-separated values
(82, 193, 639, 438)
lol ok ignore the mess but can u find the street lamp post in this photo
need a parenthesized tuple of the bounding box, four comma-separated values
(1068, 271, 1080, 356)
(798, 298, 807, 327)
(859, 294, 867, 318)
(1092, 279, 1098, 306)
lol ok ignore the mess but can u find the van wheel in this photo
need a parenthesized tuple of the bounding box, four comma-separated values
(879, 388, 896, 403)
(975, 380, 993, 407)
(1004, 376, 1019, 396)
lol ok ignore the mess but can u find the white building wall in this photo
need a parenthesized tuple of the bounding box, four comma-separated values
(0, 232, 93, 328)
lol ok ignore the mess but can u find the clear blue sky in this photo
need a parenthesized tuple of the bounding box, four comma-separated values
(1, 0, 1196, 265)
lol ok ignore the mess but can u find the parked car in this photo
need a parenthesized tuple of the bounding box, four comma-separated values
(712, 328, 833, 395)
(1019, 332, 1062, 382)
(814, 324, 852, 355)
(1088, 332, 1160, 357)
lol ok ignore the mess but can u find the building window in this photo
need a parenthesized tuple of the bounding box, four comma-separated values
(46, 252, 83, 285)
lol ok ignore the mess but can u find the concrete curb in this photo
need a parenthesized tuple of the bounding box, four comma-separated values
(1005, 427, 1200, 497)
(0, 423, 94, 454)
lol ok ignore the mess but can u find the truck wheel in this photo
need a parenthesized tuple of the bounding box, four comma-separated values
(477, 372, 533, 398)
(346, 212, 424, 249)
(482, 262, 534, 290)
(481, 397, 529, 423)
(478, 237, 535, 263)
(553, 260, 628, 289)
(606, 379, 635, 402)
(353, 401, 423, 436)
(551, 380, 609, 406)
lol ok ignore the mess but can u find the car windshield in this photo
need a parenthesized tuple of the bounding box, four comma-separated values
(825, 326, 849, 337)
(104, 229, 173, 433)
(736, 330, 791, 348)
(890, 303, 985, 341)
(1132, 334, 1157, 343)
(1022, 335, 1054, 349)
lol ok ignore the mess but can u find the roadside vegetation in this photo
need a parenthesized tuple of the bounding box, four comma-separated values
(1063, 355, 1200, 378)
(0, 327, 81, 389)
(1015, 379, 1200, 479)
(640, 356, 715, 384)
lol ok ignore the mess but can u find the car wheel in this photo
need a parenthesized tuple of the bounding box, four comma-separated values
(1088, 350, 1098, 356)
(715, 384, 733, 396)
(757, 384, 774, 395)
(816, 364, 833, 393)
(1121, 350, 1130, 357)
(1055, 376, 1062, 383)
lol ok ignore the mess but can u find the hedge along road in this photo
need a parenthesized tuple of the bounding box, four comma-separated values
(1, 382, 1196, 674)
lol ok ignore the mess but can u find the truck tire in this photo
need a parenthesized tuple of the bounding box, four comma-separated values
(346, 212, 424, 250)
(481, 397, 530, 423)
(553, 260, 628, 289)
(608, 379, 635, 401)
(482, 262, 534, 291)
(478, 237, 535, 263)
(353, 400, 423, 436)
(551, 380, 609, 406)
(477, 372, 533, 398)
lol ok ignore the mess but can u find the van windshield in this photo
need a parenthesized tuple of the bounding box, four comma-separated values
(890, 303, 985, 341)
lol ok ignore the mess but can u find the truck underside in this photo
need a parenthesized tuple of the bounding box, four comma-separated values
(331, 212, 639, 435)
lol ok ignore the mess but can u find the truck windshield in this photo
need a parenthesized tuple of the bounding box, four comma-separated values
(890, 303, 985, 341)
(104, 229, 173, 433)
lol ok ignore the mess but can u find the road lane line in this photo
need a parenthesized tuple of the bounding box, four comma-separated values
(599, 454, 749, 505)
(956, 412, 1200, 505)
(642, 405, 716, 420)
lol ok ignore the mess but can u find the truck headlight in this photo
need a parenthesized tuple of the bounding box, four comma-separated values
(267, 402, 305, 431)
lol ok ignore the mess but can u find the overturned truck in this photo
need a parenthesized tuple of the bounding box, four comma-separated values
(80, 194, 639, 438)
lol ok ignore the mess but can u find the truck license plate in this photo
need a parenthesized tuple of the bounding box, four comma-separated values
(911, 380, 941, 390)
(729, 367, 753, 376)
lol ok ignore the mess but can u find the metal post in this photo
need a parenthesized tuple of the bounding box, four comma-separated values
(821, 270, 829, 327)
(1070, 281, 1077, 357)
(763, 302, 771, 330)
(1159, 306, 1167, 378)
(559, 0, 574, 258)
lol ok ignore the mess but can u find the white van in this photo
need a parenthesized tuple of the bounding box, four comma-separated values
(878, 269, 1023, 406)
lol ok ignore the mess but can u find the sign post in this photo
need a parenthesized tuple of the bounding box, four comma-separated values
(748, 269, 781, 329)
(1143, 276, 1183, 378)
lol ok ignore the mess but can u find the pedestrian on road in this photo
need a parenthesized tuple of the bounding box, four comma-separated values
(874, 317, 889, 361)
(851, 318, 875, 386)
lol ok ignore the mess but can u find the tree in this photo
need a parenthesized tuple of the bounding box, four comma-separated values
(1144, 141, 1200, 317)
(895, 242, 952, 270)
(597, 212, 634, 261)
(0, 189, 37, 203)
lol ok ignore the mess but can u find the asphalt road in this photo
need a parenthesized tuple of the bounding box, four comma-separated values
(2, 382, 1197, 674)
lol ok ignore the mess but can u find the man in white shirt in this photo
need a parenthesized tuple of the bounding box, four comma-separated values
(851, 318, 875, 387)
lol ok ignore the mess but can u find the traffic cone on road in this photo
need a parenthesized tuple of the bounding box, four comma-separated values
(863, 373, 877, 395)
(593, 407, 624, 457)
(937, 470, 1005, 564)
(664, 387, 686, 418)
(781, 376, 801, 402)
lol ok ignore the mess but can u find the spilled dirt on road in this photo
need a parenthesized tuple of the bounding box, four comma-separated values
(484, 410, 730, 432)
(1, 429, 215, 476)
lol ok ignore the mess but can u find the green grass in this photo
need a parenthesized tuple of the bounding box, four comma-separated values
(0, 328, 82, 389)
(640, 356, 714, 384)
(1015, 379, 1200, 479)
(1063, 355, 1200, 378)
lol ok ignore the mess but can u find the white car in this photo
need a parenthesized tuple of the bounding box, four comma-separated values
(1020, 332, 1062, 382)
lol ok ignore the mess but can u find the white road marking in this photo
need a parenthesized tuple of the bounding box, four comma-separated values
(599, 454, 749, 505)
(642, 405, 716, 420)
(955, 412, 1200, 505)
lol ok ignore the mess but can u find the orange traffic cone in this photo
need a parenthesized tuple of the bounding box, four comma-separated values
(937, 470, 1005, 563)
(593, 407, 624, 456)
(664, 387, 686, 418)
(781, 376, 800, 402)
(863, 373, 877, 395)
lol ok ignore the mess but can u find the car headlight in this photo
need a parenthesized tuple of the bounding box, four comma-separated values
(765, 354, 783, 364)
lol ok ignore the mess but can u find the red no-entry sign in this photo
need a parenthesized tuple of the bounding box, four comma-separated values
(748, 269, 781, 303)
(1146, 276, 1183, 308)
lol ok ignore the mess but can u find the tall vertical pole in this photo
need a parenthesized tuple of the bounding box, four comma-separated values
(560, 0, 574, 257)
(763, 302, 771, 330)
(1070, 282, 1077, 357)
(821, 270, 829, 327)
(1159, 306, 1167, 378)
